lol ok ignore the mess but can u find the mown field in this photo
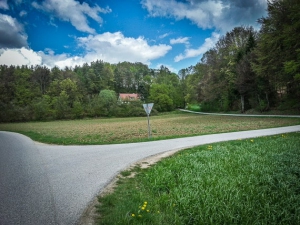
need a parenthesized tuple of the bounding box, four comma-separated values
(96, 132, 300, 225)
(0, 112, 299, 144)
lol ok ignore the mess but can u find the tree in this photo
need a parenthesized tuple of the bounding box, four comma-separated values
(198, 26, 257, 112)
(235, 30, 257, 112)
(32, 95, 52, 120)
(252, 0, 300, 109)
(53, 91, 70, 119)
(149, 84, 174, 112)
(48, 78, 80, 108)
(98, 89, 117, 116)
(32, 66, 50, 95)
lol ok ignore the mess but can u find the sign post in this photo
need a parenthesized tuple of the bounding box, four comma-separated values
(143, 103, 154, 139)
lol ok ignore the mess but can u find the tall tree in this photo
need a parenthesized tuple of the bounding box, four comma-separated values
(252, 0, 300, 108)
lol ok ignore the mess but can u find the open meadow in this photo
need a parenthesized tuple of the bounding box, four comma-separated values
(0, 112, 300, 145)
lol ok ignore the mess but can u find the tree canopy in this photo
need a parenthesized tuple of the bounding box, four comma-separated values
(1, 0, 299, 122)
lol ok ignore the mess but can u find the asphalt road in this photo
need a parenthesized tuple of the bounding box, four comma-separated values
(1, 125, 300, 225)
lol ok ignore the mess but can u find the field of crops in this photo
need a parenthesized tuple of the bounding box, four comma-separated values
(0, 112, 299, 144)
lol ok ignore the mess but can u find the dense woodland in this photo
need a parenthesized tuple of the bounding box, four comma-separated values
(1, 0, 299, 122)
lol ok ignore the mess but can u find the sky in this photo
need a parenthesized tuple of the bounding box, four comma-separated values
(0, 0, 268, 73)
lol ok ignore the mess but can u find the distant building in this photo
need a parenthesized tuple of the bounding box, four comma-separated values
(118, 93, 140, 103)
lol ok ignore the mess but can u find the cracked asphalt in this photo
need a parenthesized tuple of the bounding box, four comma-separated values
(1, 125, 300, 225)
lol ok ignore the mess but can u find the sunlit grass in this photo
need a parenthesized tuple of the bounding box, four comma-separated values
(96, 132, 300, 224)
(0, 112, 299, 144)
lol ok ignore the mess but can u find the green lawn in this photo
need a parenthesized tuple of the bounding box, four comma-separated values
(0, 112, 299, 145)
(96, 132, 300, 224)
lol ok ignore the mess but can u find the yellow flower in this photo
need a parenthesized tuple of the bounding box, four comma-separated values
(141, 207, 145, 210)
(147, 210, 150, 212)
(131, 214, 135, 217)
(251, 140, 254, 142)
(144, 201, 148, 205)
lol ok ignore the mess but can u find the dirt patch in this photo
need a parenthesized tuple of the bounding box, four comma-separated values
(78, 149, 181, 225)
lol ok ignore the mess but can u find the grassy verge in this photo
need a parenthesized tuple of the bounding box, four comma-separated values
(0, 112, 299, 145)
(96, 132, 300, 224)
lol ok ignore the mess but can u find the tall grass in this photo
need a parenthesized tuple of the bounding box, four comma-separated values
(96, 132, 300, 224)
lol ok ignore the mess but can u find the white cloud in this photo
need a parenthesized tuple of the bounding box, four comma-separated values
(32, 0, 111, 34)
(159, 33, 171, 39)
(174, 32, 220, 62)
(0, 14, 28, 48)
(0, 48, 42, 66)
(141, 0, 267, 32)
(19, 10, 27, 17)
(170, 37, 190, 45)
(0, 0, 9, 10)
(77, 32, 172, 65)
(0, 32, 172, 69)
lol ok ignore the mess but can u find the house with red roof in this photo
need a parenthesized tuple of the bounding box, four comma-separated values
(118, 93, 140, 103)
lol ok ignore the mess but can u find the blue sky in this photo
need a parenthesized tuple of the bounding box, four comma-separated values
(0, 0, 267, 73)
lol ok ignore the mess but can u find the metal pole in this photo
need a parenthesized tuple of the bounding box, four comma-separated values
(147, 113, 151, 138)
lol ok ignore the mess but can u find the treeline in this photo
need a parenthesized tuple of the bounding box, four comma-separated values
(1, 0, 299, 122)
(0, 62, 184, 122)
(184, 0, 300, 112)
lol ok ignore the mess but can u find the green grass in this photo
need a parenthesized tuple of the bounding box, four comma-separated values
(96, 132, 300, 224)
(0, 112, 299, 145)
(186, 104, 201, 112)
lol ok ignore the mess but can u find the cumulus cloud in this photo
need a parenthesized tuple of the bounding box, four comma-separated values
(0, 32, 172, 68)
(141, 0, 267, 32)
(32, 0, 111, 33)
(0, 14, 28, 48)
(0, 0, 9, 10)
(38, 50, 85, 68)
(174, 32, 220, 62)
(170, 37, 190, 45)
(0, 48, 42, 66)
(77, 31, 172, 65)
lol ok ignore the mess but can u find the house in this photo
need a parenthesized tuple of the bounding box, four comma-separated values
(118, 93, 140, 103)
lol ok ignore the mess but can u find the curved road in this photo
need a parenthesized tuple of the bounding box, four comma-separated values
(1, 125, 300, 225)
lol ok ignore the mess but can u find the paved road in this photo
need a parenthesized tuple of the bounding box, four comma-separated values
(1, 125, 300, 225)
(179, 109, 300, 118)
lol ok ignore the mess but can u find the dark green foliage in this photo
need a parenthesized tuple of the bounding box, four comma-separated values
(98, 89, 117, 116)
(0, 58, 186, 121)
(181, 0, 299, 113)
(1, 2, 299, 122)
(149, 84, 174, 112)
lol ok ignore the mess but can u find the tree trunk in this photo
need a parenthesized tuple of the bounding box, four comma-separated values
(240, 95, 245, 113)
(265, 92, 270, 110)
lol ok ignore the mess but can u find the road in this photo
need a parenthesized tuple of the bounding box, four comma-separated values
(1, 125, 300, 225)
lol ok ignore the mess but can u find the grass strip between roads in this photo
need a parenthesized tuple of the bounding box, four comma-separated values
(96, 132, 300, 225)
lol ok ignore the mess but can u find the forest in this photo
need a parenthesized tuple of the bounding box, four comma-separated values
(0, 0, 299, 122)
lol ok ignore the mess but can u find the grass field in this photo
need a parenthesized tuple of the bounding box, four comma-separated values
(96, 132, 300, 225)
(0, 112, 299, 144)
